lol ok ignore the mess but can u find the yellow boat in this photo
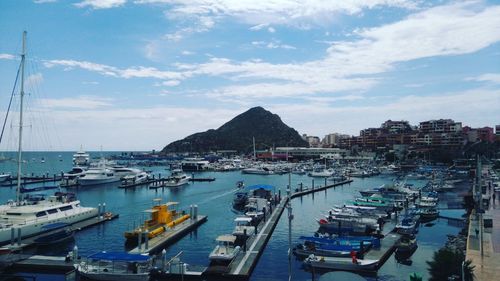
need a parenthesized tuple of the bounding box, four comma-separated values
(124, 199, 190, 242)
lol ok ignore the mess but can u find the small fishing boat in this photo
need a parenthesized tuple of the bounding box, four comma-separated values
(395, 235, 418, 258)
(419, 208, 439, 222)
(395, 216, 419, 235)
(232, 191, 248, 211)
(304, 254, 379, 272)
(75, 251, 152, 281)
(232, 217, 255, 238)
(208, 235, 241, 263)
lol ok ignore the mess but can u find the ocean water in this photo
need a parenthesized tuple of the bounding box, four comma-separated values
(0, 152, 467, 281)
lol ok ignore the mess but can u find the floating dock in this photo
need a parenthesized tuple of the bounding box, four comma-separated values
(128, 215, 208, 255)
(1, 254, 74, 272)
(291, 179, 353, 199)
(364, 230, 401, 270)
(2, 175, 62, 187)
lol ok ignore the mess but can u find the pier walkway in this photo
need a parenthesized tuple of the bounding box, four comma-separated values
(465, 170, 500, 280)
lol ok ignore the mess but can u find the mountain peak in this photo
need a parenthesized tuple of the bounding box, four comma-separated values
(162, 107, 308, 153)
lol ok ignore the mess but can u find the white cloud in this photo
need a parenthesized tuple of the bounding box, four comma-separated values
(163, 16, 215, 41)
(0, 53, 15, 60)
(135, 0, 418, 28)
(267, 27, 276, 33)
(269, 88, 500, 137)
(74, 0, 126, 9)
(181, 50, 195, 55)
(82, 81, 100, 85)
(249, 23, 268, 31)
(467, 73, 500, 84)
(162, 80, 180, 86)
(44, 59, 186, 80)
(25, 73, 44, 88)
(34, 0, 57, 3)
(251, 40, 296, 50)
(38, 96, 113, 109)
(44, 2, 500, 102)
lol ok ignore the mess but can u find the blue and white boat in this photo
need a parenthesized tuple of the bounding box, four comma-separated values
(33, 222, 74, 245)
(75, 251, 153, 281)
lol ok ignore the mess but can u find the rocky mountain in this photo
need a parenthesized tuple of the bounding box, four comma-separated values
(161, 106, 308, 153)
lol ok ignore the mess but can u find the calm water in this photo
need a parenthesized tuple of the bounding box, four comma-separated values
(0, 152, 467, 281)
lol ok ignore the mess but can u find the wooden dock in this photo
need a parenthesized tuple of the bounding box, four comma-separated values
(205, 197, 288, 279)
(2, 254, 74, 272)
(128, 215, 208, 255)
(291, 179, 353, 199)
(2, 176, 62, 187)
(118, 179, 158, 189)
(364, 231, 401, 270)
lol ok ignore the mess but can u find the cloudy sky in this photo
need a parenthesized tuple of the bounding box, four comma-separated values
(0, 0, 499, 151)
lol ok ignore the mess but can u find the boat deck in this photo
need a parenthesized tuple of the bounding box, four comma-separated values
(2, 214, 118, 252)
(128, 215, 208, 255)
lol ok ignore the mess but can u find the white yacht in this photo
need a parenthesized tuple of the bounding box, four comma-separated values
(110, 166, 143, 179)
(121, 171, 150, 185)
(241, 167, 274, 175)
(0, 193, 98, 246)
(0, 173, 10, 183)
(73, 149, 90, 166)
(78, 167, 120, 186)
(63, 167, 87, 180)
(208, 235, 241, 263)
(308, 169, 334, 177)
(163, 169, 190, 187)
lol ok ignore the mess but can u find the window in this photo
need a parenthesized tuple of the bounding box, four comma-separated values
(6, 213, 21, 216)
(59, 205, 73, 211)
(47, 209, 58, 214)
(36, 211, 47, 217)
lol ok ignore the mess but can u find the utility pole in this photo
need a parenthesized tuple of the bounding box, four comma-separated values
(287, 172, 293, 281)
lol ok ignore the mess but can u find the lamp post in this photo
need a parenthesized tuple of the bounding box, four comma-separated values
(287, 173, 293, 281)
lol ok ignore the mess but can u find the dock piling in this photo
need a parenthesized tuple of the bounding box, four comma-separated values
(98, 204, 101, 218)
(243, 229, 247, 252)
(102, 203, 106, 215)
(145, 231, 149, 250)
(73, 245, 78, 261)
(162, 249, 166, 269)
(193, 205, 198, 219)
(137, 232, 142, 251)
(17, 228, 21, 246)
(11, 228, 15, 245)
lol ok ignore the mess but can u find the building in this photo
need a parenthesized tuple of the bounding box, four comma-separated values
(302, 134, 321, 147)
(419, 119, 462, 134)
(496, 125, 500, 143)
(322, 133, 351, 147)
(463, 126, 495, 143)
(274, 147, 349, 159)
(381, 120, 413, 134)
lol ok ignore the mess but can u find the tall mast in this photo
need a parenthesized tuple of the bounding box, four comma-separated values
(252, 137, 256, 160)
(16, 31, 27, 204)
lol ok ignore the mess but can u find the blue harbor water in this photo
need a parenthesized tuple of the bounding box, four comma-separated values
(0, 152, 467, 281)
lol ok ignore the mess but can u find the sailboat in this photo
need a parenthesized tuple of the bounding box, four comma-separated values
(0, 32, 98, 246)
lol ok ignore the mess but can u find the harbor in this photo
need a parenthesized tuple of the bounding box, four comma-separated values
(0, 153, 477, 281)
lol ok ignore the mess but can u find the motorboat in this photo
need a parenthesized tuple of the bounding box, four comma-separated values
(124, 200, 190, 244)
(395, 235, 418, 258)
(395, 216, 419, 235)
(304, 254, 379, 272)
(241, 167, 274, 175)
(232, 191, 248, 211)
(0, 192, 98, 246)
(318, 215, 379, 235)
(0, 173, 10, 183)
(63, 167, 87, 180)
(308, 169, 334, 177)
(232, 217, 255, 238)
(181, 158, 210, 172)
(72, 149, 90, 166)
(75, 251, 152, 281)
(208, 235, 241, 263)
(162, 169, 190, 187)
(419, 208, 439, 222)
(244, 197, 269, 221)
(111, 166, 143, 179)
(121, 172, 150, 186)
(78, 166, 120, 186)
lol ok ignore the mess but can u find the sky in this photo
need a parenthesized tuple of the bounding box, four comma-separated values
(0, 0, 499, 151)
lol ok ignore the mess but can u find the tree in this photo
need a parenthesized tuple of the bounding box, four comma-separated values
(427, 248, 474, 281)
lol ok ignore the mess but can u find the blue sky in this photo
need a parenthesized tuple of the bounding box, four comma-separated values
(0, 0, 499, 151)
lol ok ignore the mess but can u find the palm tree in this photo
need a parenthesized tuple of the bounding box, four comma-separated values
(427, 249, 475, 281)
